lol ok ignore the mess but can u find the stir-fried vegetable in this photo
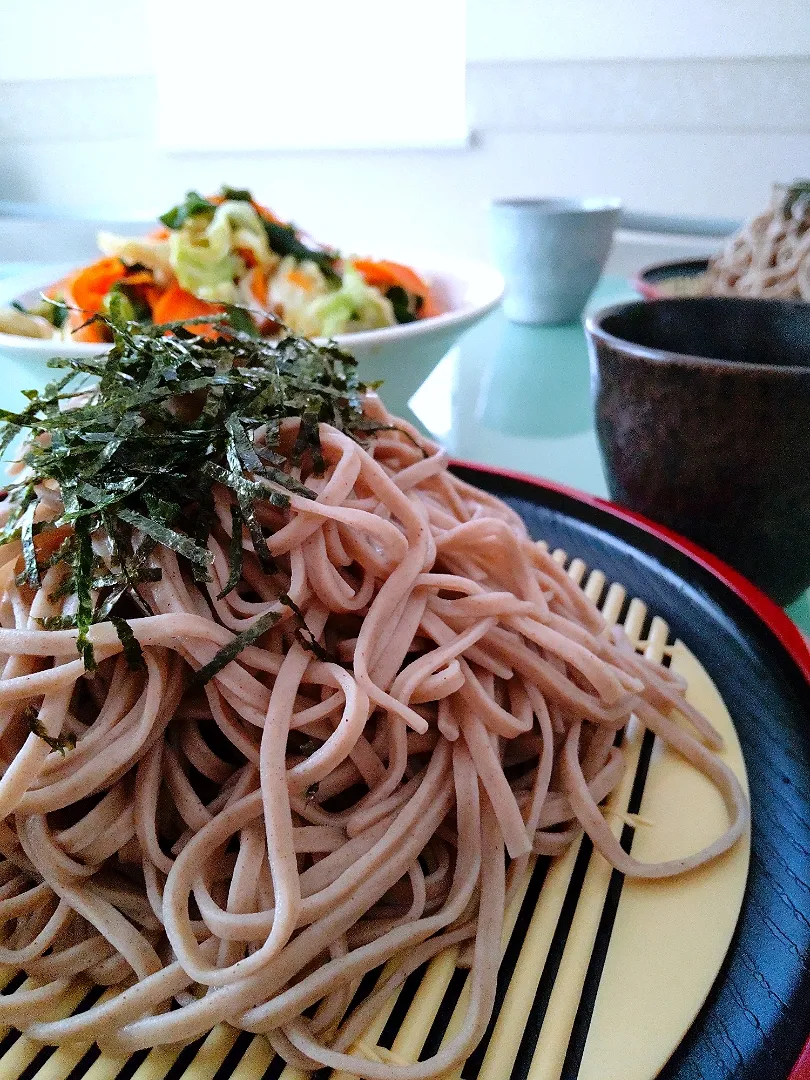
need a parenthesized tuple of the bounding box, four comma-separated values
(13, 186, 439, 345)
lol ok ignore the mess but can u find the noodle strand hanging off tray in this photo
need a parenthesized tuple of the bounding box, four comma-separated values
(0, 367, 748, 1076)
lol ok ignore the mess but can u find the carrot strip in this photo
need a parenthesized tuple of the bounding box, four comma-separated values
(248, 267, 269, 307)
(120, 270, 155, 287)
(352, 259, 398, 291)
(235, 246, 257, 270)
(151, 281, 225, 338)
(255, 203, 282, 224)
(141, 284, 164, 315)
(380, 261, 431, 298)
(352, 259, 425, 295)
(70, 257, 127, 315)
(287, 268, 314, 291)
(353, 258, 438, 319)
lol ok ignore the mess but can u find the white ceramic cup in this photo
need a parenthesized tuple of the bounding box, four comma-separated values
(490, 197, 622, 325)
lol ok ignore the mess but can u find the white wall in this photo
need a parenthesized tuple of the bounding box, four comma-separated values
(1, 2, 808, 262)
(467, 0, 810, 60)
(3, 0, 808, 80)
(0, 0, 151, 80)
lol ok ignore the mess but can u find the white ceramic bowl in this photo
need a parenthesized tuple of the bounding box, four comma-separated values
(0, 255, 504, 412)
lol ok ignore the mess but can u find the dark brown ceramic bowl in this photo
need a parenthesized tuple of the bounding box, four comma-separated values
(585, 297, 810, 605)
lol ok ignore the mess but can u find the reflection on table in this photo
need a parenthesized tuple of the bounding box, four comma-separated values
(407, 279, 637, 496)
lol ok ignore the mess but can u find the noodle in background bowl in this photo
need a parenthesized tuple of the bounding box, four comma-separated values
(635, 183, 810, 303)
(0, 255, 504, 410)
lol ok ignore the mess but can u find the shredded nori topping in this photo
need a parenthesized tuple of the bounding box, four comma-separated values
(0, 312, 373, 680)
(25, 706, 77, 756)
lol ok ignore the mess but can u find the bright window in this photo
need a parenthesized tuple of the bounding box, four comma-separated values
(147, 0, 467, 151)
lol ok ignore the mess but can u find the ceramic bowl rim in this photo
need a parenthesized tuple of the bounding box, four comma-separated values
(585, 297, 810, 377)
(491, 196, 622, 216)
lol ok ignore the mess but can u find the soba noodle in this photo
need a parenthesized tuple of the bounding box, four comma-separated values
(0, 386, 748, 1075)
(704, 180, 810, 299)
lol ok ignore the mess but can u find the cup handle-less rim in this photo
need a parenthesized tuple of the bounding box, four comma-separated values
(491, 196, 623, 215)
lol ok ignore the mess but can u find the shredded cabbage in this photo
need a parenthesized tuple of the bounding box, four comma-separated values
(310, 265, 396, 336)
(271, 262, 395, 337)
(170, 201, 277, 304)
(268, 257, 331, 334)
(97, 232, 173, 282)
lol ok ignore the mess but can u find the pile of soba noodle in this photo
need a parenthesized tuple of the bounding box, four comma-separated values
(0, 328, 748, 1077)
(705, 180, 810, 299)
